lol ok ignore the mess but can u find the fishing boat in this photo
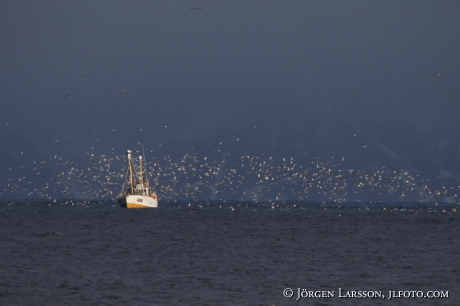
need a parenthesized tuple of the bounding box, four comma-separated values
(118, 149, 158, 208)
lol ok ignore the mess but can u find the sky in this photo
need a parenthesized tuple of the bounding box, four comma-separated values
(1, 1, 459, 201)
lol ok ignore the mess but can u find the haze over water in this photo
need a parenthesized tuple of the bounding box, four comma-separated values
(1, 1, 459, 202)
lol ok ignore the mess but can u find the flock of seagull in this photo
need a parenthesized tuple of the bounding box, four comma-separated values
(3, 70, 457, 205)
(1, 143, 459, 206)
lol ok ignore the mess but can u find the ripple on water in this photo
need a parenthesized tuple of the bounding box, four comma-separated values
(0, 201, 459, 305)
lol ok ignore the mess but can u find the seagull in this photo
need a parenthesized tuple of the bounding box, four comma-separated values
(64, 94, 70, 98)
(189, 7, 202, 10)
(430, 72, 445, 77)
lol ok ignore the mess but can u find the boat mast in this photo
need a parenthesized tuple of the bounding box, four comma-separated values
(127, 150, 134, 194)
(138, 155, 144, 195)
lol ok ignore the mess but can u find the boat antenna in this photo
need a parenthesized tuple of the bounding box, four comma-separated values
(127, 149, 134, 194)
(141, 144, 149, 189)
(141, 144, 146, 175)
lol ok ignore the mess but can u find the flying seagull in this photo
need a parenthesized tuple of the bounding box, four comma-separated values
(64, 94, 70, 98)
(430, 72, 446, 77)
(189, 7, 202, 10)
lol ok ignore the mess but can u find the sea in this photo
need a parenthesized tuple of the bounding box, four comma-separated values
(1, 200, 459, 306)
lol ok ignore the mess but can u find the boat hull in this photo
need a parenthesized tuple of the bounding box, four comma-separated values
(118, 194, 158, 208)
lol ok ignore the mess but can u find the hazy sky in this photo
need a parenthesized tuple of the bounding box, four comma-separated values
(1, 1, 459, 199)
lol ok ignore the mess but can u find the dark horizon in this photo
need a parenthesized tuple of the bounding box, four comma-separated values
(1, 1, 459, 202)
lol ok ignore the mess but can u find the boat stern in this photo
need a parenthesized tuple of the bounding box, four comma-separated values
(119, 194, 158, 208)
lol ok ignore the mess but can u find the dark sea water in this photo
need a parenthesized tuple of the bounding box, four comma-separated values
(1, 201, 459, 305)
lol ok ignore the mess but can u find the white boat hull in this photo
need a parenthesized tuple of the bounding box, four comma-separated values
(118, 194, 158, 208)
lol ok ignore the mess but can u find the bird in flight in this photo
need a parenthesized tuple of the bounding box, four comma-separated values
(64, 94, 70, 98)
(430, 72, 446, 77)
(189, 7, 202, 10)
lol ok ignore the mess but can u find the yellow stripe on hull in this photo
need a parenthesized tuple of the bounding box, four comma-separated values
(126, 203, 151, 208)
